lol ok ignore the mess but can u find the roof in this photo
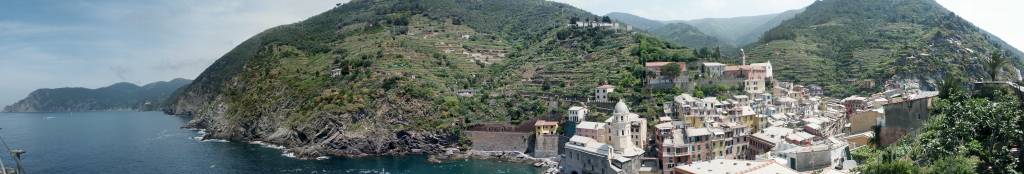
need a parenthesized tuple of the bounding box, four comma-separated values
(645, 62, 687, 72)
(686, 127, 713, 137)
(842, 95, 866, 102)
(534, 120, 558, 126)
(596, 84, 615, 89)
(576, 121, 606, 130)
(568, 106, 586, 111)
(661, 129, 687, 147)
(702, 62, 725, 66)
(675, 94, 698, 104)
(614, 100, 630, 115)
(673, 159, 799, 174)
(566, 136, 612, 156)
(786, 132, 815, 142)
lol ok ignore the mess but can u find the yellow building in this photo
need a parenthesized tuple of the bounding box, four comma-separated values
(534, 120, 559, 137)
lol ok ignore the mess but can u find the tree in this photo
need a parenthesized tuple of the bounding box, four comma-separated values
(860, 152, 921, 174)
(694, 90, 705, 98)
(926, 156, 978, 174)
(918, 90, 1023, 174)
(660, 63, 682, 80)
(601, 16, 612, 23)
(985, 52, 1006, 81)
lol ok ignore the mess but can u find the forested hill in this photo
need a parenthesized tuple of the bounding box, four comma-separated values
(679, 9, 803, 47)
(3, 78, 191, 112)
(747, 0, 1024, 97)
(607, 12, 734, 57)
(608, 10, 802, 56)
(169, 0, 694, 158)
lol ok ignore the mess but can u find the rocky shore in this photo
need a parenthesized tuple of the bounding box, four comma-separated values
(430, 149, 560, 174)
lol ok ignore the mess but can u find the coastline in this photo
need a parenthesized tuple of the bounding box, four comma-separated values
(429, 149, 560, 174)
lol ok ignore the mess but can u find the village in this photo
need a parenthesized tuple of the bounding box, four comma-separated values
(463, 48, 940, 174)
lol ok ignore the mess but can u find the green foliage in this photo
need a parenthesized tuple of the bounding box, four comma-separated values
(986, 53, 1006, 81)
(659, 63, 682, 78)
(857, 87, 1023, 174)
(927, 156, 979, 174)
(859, 152, 921, 174)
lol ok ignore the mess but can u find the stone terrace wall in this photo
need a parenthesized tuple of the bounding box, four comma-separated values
(466, 131, 531, 152)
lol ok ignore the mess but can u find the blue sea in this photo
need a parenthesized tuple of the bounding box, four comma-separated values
(0, 112, 539, 174)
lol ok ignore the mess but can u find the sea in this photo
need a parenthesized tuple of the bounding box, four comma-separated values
(0, 111, 539, 174)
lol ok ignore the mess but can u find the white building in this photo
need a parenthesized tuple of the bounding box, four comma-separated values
(568, 106, 588, 123)
(595, 85, 616, 102)
(701, 62, 726, 79)
(750, 61, 773, 79)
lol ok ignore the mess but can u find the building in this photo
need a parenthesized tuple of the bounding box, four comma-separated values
(535, 120, 559, 137)
(848, 108, 883, 134)
(776, 138, 850, 172)
(645, 62, 688, 88)
(700, 62, 726, 79)
(748, 126, 796, 159)
(749, 62, 773, 79)
(533, 120, 560, 158)
(576, 121, 609, 143)
(595, 85, 616, 102)
(656, 121, 689, 172)
(841, 96, 867, 115)
(671, 159, 798, 174)
(881, 91, 938, 145)
(562, 100, 646, 174)
(568, 106, 589, 123)
(605, 100, 648, 150)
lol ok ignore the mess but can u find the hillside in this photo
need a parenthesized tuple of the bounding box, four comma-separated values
(169, 0, 693, 158)
(747, 0, 1024, 97)
(3, 78, 191, 112)
(608, 13, 730, 53)
(680, 9, 803, 46)
(609, 10, 803, 55)
(605, 12, 664, 30)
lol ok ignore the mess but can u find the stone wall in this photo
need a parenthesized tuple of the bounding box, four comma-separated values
(532, 135, 559, 158)
(467, 131, 531, 152)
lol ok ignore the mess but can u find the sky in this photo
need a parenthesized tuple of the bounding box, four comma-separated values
(0, 0, 1020, 106)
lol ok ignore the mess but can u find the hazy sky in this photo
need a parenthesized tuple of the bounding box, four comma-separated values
(0, 0, 1020, 106)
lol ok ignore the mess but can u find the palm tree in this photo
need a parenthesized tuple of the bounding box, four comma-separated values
(986, 52, 1006, 81)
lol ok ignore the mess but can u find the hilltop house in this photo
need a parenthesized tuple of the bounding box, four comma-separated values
(645, 62, 688, 89)
(595, 85, 616, 102)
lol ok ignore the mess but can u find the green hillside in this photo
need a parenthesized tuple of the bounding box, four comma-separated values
(608, 13, 732, 55)
(747, 0, 1023, 97)
(681, 9, 803, 46)
(3, 78, 191, 112)
(170, 0, 693, 157)
(606, 12, 664, 30)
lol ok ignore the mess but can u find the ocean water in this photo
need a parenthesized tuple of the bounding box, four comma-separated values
(0, 112, 539, 174)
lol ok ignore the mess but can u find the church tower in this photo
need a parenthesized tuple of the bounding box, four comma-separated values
(608, 100, 633, 153)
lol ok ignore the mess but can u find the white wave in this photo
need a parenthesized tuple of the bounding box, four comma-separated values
(248, 141, 286, 149)
(315, 156, 330, 160)
(202, 139, 229, 143)
(44, 117, 57, 120)
(282, 152, 297, 158)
